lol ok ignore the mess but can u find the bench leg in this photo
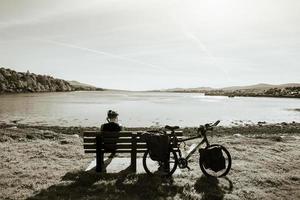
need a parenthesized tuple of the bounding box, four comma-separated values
(130, 134, 137, 172)
(96, 135, 104, 172)
(130, 151, 137, 172)
(96, 151, 104, 172)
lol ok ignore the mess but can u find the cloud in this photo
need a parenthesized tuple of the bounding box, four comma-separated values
(31, 38, 166, 72)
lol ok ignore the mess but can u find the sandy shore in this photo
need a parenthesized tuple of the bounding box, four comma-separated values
(0, 123, 300, 200)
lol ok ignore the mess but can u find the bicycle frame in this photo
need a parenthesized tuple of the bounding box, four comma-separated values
(171, 128, 210, 161)
(180, 136, 208, 160)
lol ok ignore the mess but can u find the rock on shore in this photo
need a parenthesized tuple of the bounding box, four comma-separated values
(0, 67, 73, 93)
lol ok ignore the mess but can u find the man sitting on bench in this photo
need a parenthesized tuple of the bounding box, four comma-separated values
(101, 110, 122, 158)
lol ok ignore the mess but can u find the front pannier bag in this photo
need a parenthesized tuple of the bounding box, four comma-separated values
(144, 133, 170, 162)
(201, 146, 226, 172)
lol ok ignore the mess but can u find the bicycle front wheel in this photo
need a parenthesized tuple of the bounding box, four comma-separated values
(143, 149, 178, 177)
(199, 144, 231, 178)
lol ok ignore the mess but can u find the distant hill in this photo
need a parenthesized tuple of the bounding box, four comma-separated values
(207, 83, 300, 98)
(68, 80, 104, 91)
(158, 83, 300, 93)
(0, 67, 73, 93)
(0, 67, 104, 94)
(221, 83, 300, 91)
(156, 83, 300, 98)
(68, 81, 96, 88)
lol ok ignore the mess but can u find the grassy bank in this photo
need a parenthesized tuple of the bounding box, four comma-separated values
(0, 123, 299, 200)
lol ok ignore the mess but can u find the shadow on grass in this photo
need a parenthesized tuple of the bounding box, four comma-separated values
(194, 176, 233, 200)
(27, 166, 183, 200)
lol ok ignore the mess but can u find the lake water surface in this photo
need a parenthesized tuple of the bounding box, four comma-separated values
(0, 91, 299, 127)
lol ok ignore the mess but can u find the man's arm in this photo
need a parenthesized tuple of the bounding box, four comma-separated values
(117, 124, 122, 132)
(100, 124, 105, 131)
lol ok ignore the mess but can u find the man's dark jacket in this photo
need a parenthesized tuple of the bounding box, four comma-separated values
(101, 122, 121, 152)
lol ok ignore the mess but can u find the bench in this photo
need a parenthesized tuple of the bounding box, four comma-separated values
(83, 131, 183, 172)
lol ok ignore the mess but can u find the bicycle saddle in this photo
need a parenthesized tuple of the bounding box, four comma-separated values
(165, 125, 180, 131)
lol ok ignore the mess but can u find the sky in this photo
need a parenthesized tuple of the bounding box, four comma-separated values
(0, 0, 300, 90)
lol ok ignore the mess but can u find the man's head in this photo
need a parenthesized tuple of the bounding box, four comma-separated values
(107, 110, 119, 122)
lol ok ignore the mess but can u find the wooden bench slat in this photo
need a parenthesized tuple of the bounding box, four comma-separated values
(84, 138, 134, 143)
(84, 131, 135, 137)
(84, 138, 139, 143)
(84, 131, 183, 138)
(84, 141, 150, 145)
(84, 141, 180, 146)
(85, 149, 148, 153)
(84, 144, 178, 150)
(84, 148, 179, 154)
(84, 137, 183, 144)
(103, 138, 147, 142)
(84, 144, 148, 149)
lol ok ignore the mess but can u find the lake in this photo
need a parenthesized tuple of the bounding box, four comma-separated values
(0, 91, 299, 127)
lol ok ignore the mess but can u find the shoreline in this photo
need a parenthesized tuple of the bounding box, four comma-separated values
(161, 90, 300, 99)
(1, 121, 300, 138)
(1, 90, 300, 99)
(205, 93, 300, 99)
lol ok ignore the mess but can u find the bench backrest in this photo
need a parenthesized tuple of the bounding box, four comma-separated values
(83, 131, 183, 154)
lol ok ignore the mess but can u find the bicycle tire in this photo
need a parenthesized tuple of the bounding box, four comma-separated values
(199, 144, 231, 178)
(143, 149, 178, 177)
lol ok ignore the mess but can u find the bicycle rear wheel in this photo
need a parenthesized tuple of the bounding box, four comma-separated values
(199, 144, 231, 178)
(143, 149, 178, 177)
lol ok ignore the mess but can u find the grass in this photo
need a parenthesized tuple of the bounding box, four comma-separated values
(0, 124, 300, 200)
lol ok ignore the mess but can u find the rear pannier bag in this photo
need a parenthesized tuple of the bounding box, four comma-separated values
(144, 133, 170, 161)
(200, 146, 226, 172)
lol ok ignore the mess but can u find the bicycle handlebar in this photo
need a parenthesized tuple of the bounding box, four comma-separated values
(164, 120, 220, 138)
(212, 120, 220, 126)
(197, 120, 220, 136)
